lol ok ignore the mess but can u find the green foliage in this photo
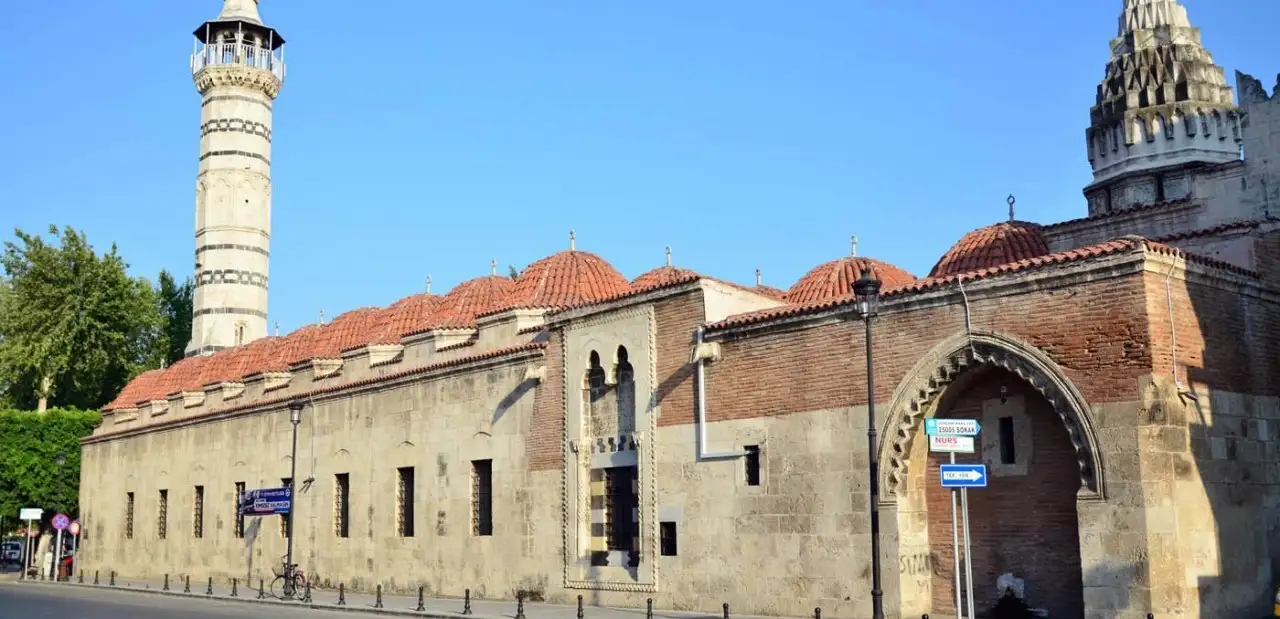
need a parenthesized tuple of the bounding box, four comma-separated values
(156, 269, 194, 366)
(0, 408, 100, 523)
(0, 226, 166, 410)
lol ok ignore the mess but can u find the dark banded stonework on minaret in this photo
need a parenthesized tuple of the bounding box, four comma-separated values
(186, 0, 285, 356)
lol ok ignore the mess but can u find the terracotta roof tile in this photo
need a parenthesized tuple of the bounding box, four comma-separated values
(632, 265, 699, 290)
(152, 355, 211, 398)
(709, 237, 1258, 331)
(929, 220, 1051, 278)
(103, 369, 164, 411)
(786, 257, 917, 304)
(485, 250, 631, 316)
(752, 284, 787, 300)
(368, 293, 441, 344)
(307, 307, 384, 360)
(433, 275, 516, 327)
(1042, 198, 1194, 230)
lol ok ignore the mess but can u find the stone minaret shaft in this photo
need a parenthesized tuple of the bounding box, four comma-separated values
(186, 0, 286, 356)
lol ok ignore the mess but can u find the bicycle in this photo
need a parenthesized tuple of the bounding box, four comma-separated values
(269, 556, 309, 601)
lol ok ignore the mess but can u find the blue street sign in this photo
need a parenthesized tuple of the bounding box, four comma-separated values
(925, 418, 981, 437)
(939, 464, 988, 488)
(238, 487, 292, 516)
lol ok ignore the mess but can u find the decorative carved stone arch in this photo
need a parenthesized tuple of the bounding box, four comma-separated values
(876, 330, 1106, 503)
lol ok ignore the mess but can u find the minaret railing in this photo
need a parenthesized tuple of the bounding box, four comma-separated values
(191, 42, 285, 80)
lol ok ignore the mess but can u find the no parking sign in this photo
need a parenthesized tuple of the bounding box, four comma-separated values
(51, 514, 70, 531)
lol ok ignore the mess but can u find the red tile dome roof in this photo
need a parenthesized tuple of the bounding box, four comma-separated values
(787, 257, 916, 304)
(432, 274, 517, 327)
(370, 293, 442, 343)
(633, 265, 699, 290)
(500, 249, 631, 312)
(929, 220, 1051, 278)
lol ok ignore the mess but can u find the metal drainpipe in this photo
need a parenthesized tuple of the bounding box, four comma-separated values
(693, 326, 744, 461)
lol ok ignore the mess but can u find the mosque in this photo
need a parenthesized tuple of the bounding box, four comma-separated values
(78, 1, 1280, 617)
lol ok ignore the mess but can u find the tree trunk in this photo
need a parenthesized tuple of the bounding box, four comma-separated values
(36, 375, 51, 412)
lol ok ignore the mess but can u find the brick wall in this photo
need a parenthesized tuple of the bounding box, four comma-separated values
(700, 270, 1155, 426)
(653, 294, 705, 428)
(923, 375, 1083, 618)
(528, 330, 565, 471)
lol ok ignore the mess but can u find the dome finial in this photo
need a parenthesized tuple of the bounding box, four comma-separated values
(426, 274, 432, 294)
(850, 234, 858, 257)
(1007, 194, 1016, 221)
(490, 259, 497, 276)
(569, 229, 576, 251)
(274, 321, 279, 336)
(217, 0, 263, 23)
(319, 309, 325, 325)
(755, 268, 762, 286)
(665, 246, 672, 267)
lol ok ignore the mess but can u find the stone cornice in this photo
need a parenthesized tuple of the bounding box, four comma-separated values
(546, 280, 702, 327)
(194, 64, 282, 99)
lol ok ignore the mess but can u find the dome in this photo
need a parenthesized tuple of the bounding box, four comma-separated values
(929, 220, 1050, 278)
(371, 293, 441, 343)
(310, 307, 384, 359)
(105, 368, 165, 410)
(501, 249, 631, 312)
(432, 274, 517, 327)
(633, 265, 699, 290)
(787, 257, 917, 304)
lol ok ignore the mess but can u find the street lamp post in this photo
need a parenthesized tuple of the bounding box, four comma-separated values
(284, 400, 305, 598)
(853, 271, 885, 619)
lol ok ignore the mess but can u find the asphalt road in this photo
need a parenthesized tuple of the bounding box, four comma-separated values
(0, 582, 359, 619)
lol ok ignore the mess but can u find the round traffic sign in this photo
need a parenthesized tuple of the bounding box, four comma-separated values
(51, 513, 70, 531)
(68, 520, 81, 536)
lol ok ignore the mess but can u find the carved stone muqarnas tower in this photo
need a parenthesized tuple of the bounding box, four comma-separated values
(187, 0, 285, 356)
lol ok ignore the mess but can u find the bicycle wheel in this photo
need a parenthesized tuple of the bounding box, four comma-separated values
(292, 575, 308, 601)
(269, 575, 288, 599)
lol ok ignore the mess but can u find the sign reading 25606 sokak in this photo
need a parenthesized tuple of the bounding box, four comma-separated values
(238, 487, 292, 517)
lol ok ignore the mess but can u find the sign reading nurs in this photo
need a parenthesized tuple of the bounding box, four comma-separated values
(928, 435, 976, 454)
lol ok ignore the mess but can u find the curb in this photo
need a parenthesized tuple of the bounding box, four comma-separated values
(13, 579, 490, 619)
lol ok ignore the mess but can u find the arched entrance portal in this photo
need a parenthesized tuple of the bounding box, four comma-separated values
(879, 332, 1103, 619)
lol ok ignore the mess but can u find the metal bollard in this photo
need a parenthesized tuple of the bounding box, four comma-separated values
(109, 571, 116, 586)
(647, 598, 653, 619)
(94, 570, 99, 585)
(258, 578, 266, 600)
(577, 594, 584, 619)
(184, 575, 191, 594)
(304, 579, 312, 603)
(231, 578, 238, 597)
(1147, 615, 1154, 619)
(417, 586, 426, 612)
(814, 608, 821, 619)
(78, 571, 84, 584)
(337, 583, 346, 606)
(516, 592, 526, 619)
(163, 574, 170, 591)
(375, 585, 384, 609)
(463, 588, 473, 615)
(723, 602, 730, 619)
(206, 576, 213, 596)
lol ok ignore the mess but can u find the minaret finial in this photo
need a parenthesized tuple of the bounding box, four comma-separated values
(274, 321, 279, 336)
(755, 268, 762, 286)
(216, 0, 263, 23)
(569, 229, 576, 251)
(1007, 194, 1016, 221)
(319, 310, 325, 325)
(426, 274, 432, 294)
(491, 260, 497, 276)
(850, 235, 858, 257)
(665, 246, 672, 267)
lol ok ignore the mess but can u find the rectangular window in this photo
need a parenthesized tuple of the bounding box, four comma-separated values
(280, 478, 292, 538)
(471, 460, 493, 536)
(193, 486, 204, 539)
(234, 482, 246, 539)
(660, 522, 678, 556)
(397, 467, 415, 538)
(334, 473, 350, 538)
(744, 445, 761, 486)
(157, 489, 168, 540)
(125, 492, 135, 540)
(605, 466, 638, 552)
(999, 416, 1016, 464)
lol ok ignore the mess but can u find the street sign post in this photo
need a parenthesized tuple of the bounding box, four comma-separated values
(51, 514, 69, 581)
(68, 520, 80, 577)
(18, 508, 41, 581)
(927, 420, 984, 619)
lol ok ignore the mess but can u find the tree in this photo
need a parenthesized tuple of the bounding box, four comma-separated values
(0, 226, 165, 411)
(156, 270, 194, 366)
(0, 408, 100, 523)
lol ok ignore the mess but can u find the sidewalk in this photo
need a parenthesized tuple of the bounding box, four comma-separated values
(20, 573, 778, 619)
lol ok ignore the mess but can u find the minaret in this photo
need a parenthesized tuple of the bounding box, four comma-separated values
(1083, 0, 1240, 214)
(186, 0, 285, 356)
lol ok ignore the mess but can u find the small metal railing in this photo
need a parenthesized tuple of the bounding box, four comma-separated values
(191, 43, 286, 80)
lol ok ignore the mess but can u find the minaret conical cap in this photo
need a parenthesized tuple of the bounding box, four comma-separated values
(216, 0, 263, 25)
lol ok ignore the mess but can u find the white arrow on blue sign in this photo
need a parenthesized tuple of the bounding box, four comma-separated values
(939, 464, 988, 488)
(925, 418, 981, 437)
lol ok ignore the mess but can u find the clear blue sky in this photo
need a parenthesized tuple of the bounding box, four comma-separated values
(1, 1, 1277, 334)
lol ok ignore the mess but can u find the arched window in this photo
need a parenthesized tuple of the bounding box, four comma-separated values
(234, 322, 246, 346)
(615, 346, 635, 434)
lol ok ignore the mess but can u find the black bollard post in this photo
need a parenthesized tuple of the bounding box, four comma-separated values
(577, 594, 584, 619)
(922, 615, 928, 619)
(815, 608, 821, 619)
(231, 578, 238, 597)
(206, 576, 213, 596)
(164, 574, 170, 591)
(94, 570, 99, 585)
(258, 578, 266, 600)
(463, 588, 473, 615)
(303, 579, 312, 603)
(375, 584, 384, 609)
(109, 571, 116, 586)
(417, 586, 426, 612)
(516, 592, 526, 619)
(723, 602, 730, 619)
(1147, 615, 1153, 619)
(337, 583, 346, 606)
(184, 575, 191, 594)
(647, 598, 653, 619)
(78, 571, 84, 584)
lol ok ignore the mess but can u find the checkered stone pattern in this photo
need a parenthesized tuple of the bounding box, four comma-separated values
(200, 117, 273, 141)
(588, 464, 640, 569)
(196, 268, 269, 289)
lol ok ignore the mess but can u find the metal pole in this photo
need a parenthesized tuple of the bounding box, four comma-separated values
(949, 453, 963, 618)
(284, 414, 300, 597)
(71, 531, 78, 577)
(21, 519, 31, 580)
(961, 488, 975, 619)
(865, 316, 884, 619)
(54, 530, 63, 580)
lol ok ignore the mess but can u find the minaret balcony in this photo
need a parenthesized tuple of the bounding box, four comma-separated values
(191, 42, 285, 81)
